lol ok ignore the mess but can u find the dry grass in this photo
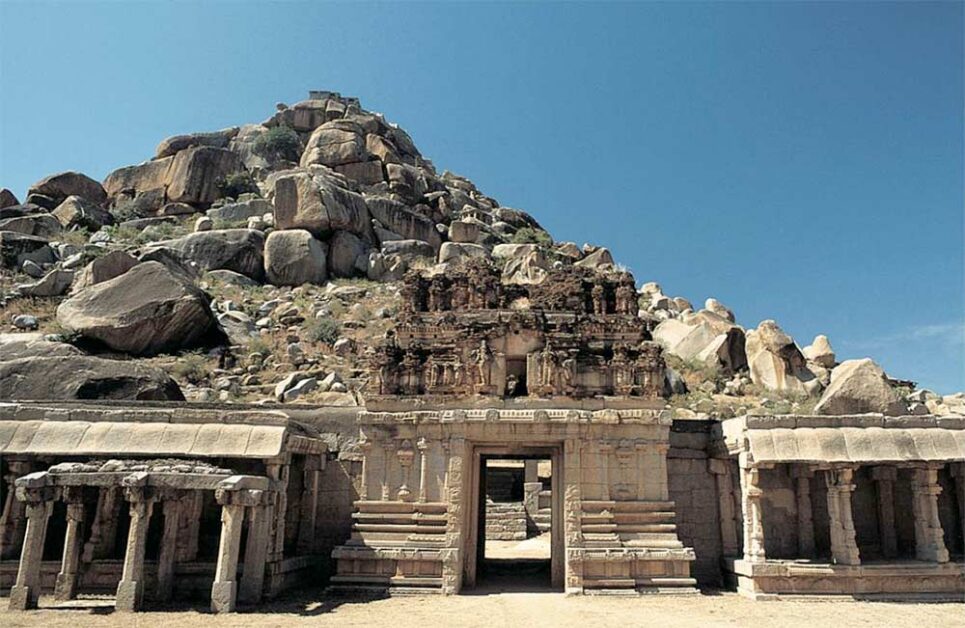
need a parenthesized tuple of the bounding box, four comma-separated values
(0, 295, 63, 334)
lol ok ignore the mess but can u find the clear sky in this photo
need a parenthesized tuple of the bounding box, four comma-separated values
(1, 1, 962, 393)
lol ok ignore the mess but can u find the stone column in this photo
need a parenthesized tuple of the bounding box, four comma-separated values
(598, 441, 612, 501)
(156, 495, 184, 602)
(872, 466, 898, 559)
(792, 466, 815, 558)
(116, 485, 156, 612)
(176, 491, 203, 562)
(381, 442, 393, 501)
(296, 456, 322, 554)
(54, 487, 85, 601)
(358, 439, 372, 500)
(825, 467, 860, 566)
(211, 490, 246, 613)
(1, 461, 34, 561)
(417, 438, 430, 503)
(739, 465, 765, 562)
(709, 459, 739, 557)
(440, 437, 464, 595)
(265, 459, 290, 565)
(563, 437, 584, 594)
(8, 484, 55, 611)
(911, 465, 949, 563)
(239, 496, 271, 605)
(396, 441, 415, 501)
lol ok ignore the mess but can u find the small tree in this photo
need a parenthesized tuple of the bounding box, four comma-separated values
(511, 226, 553, 246)
(253, 126, 301, 163)
(217, 172, 259, 200)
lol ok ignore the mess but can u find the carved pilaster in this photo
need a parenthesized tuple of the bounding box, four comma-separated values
(825, 467, 860, 566)
(739, 466, 765, 562)
(911, 465, 949, 563)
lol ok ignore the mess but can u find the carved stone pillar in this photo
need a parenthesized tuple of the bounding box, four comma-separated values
(358, 439, 372, 500)
(116, 486, 156, 612)
(54, 487, 86, 601)
(911, 465, 949, 563)
(381, 443, 393, 501)
(82, 487, 119, 563)
(739, 465, 765, 562)
(0, 461, 33, 561)
(156, 495, 184, 602)
(825, 467, 860, 566)
(8, 485, 55, 611)
(239, 497, 271, 605)
(709, 459, 739, 557)
(265, 459, 290, 564)
(872, 466, 898, 559)
(563, 437, 584, 594)
(417, 438, 430, 503)
(598, 441, 612, 501)
(175, 491, 203, 562)
(296, 456, 322, 554)
(441, 437, 464, 595)
(792, 466, 815, 558)
(211, 490, 245, 613)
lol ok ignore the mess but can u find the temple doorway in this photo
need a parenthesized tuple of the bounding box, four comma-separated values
(468, 448, 562, 592)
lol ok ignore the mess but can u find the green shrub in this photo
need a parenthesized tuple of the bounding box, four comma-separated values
(511, 227, 553, 246)
(306, 317, 341, 345)
(171, 350, 210, 384)
(253, 126, 301, 163)
(217, 172, 259, 200)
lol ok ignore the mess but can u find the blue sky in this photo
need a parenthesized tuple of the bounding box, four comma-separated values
(1, 2, 962, 393)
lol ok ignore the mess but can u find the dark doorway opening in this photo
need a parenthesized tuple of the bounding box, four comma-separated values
(474, 455, 552, 592)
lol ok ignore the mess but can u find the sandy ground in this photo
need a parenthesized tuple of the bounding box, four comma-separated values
(486, 532, 552, 559)
(1, 591, 963, 628)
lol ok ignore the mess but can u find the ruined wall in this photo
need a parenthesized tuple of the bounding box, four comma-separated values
(759, 465, 798, 559)
(668, 420, 721, 586)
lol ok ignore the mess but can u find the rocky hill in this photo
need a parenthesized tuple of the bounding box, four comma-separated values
(1, 90, 961, 417)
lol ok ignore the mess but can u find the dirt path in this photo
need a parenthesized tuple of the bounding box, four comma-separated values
(2, 592, 963, 628)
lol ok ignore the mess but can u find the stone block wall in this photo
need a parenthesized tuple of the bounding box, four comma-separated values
(313, 456, 360, 581)
(485, 501, 527, 540)
(668, 420, 722, 586)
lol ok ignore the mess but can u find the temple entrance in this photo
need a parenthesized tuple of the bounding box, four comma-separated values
(467, 446, 563, 592)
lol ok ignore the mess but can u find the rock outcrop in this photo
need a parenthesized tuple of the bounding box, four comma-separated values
(56, 261, 216, 355)
(814, 358, 907, 416)
(264, 229, 328, 286)
(744, 320, 819, 394)
(0, 355, 183, 400)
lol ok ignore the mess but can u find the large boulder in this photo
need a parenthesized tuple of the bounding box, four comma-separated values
(0, 188, 18, 209)
(165, 146, 247, 205)
(56, 261, 216, 355)
(150, 229, 265, 280)
(264, 229, 328, 286)
(0, 232, 55, 269)
(15, 269, 75, 297)
(52, 195, 114, 230)
(574, 247, 614, 270)
(206, 198, 273, 223)
(814, 358, 907, 416)
(156, 127, 240, 159)
(438, 242, 489, 264)
(28, 171, 107, 206)
(745, 320, 818, 394)
(803, 334, 836, 368)
(300, 120, 368, 168)
(328, 230, 369, 278)
(269, 168, 372, 239)
(0, 333, 82, 359)
(366, 197, 442, 250)
(0, 213, 62, 238)
(0, 356, 183, 401)
(653, 310, 747, 374)
(103, 157, 173, 203)
(70, 250, 139, 293)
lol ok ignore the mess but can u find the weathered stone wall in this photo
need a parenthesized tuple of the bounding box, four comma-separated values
(313, 456, 360, 581)
(668, 420, 721, 586)
(759, 465, 798, 559)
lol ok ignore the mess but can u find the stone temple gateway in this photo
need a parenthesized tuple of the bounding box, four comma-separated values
(1, 260, 963, 611)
